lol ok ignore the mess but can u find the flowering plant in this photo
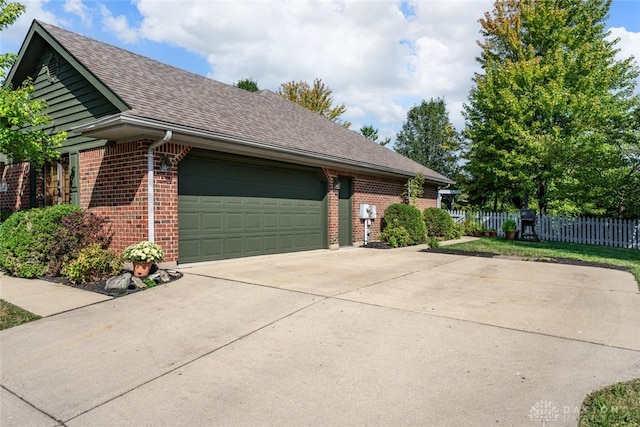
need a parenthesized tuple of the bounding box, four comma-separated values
(122, 241, 165, 263)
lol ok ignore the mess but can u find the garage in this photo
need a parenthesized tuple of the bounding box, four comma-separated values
(178, 150, 328, 263)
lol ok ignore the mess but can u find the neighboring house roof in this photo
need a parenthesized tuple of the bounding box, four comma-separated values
(11, 20, 453, 184)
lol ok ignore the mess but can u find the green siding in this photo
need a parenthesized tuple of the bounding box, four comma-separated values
(178, 150, 328, 263)
(30, 51, 120, 153)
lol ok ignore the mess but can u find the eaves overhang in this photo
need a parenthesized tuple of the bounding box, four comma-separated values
(72, 114, 454, 185)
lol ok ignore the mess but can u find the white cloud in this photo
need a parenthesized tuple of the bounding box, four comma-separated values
(608, 26, 640, 92)
(8, 0, 637, 145)
(1, 0, 60, 47)
(100, 4, 138, 43)
(121, 0, 491, 136)
(64, 0, 91, 25)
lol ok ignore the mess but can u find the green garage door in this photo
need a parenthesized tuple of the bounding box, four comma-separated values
(178, 150, 327, 263)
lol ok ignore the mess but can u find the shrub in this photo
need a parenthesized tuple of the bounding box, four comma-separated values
(61, 244, 123, 284)
(380, 203, 426, 246)
(48, 210, 113, 276)
(423, 207, 463, 240)
(379, 219, 412, 248)
(502, 219, 517, 232)
(463, 217, 481, 235)
(0, 205, 81, 278)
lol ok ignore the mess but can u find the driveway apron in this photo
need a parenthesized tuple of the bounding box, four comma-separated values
(1, 246, 639, 426)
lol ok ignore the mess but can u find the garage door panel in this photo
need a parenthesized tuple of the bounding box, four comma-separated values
(203, 239, 223, 258)
(279, 214, 294, 228)
(225, 238, 244, 256)
(225, 213, 244, 230)
(245, 213, 262, 229)
(279, 235, 294, 250)
(179, 150, 326, 263)
(203, 213, 222, 230)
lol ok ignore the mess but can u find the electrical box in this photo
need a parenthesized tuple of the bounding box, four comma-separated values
(359, 204, 377, 219)
(359, 204, 370, 219)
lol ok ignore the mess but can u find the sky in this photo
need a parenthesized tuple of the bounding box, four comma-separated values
(2, 0, 640, 148)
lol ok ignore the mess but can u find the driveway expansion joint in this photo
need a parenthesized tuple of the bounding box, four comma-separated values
(60, 295, 330, 425)
(1, 384, 67, 426)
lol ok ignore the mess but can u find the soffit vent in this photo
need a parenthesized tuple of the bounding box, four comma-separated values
(47, 55, 58, 81)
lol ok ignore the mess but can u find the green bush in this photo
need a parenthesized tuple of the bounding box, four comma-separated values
(48, 210, 113, 276)
(502, 219, 517, 232)
(463, 217, 481, 235)
(423, 207, 463, 240)
(0, 205, 81, 278)
(380, 203, 426, 246)
(379, 220, 412, 248)
(61, 244, 123, 285)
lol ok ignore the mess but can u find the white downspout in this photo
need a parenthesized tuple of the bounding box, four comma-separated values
(147, 130, 173, 242)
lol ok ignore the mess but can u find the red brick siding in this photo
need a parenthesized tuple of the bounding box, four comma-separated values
(4, 145, 439, 260)
(80, 141, 190, 262)
(323, 168, 439, 245)
(0, 162, 31, 212)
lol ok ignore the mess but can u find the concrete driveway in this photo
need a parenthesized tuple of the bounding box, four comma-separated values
(2, 246, 639, 426)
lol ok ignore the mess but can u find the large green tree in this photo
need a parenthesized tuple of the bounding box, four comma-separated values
(358, 124, 390, 146)
(395, 98, 461, 179)
(1, 0, 65, 165)
(463, 0, 639, 216)
(234, 77, 259, 92)
(277, 78, 350, 128)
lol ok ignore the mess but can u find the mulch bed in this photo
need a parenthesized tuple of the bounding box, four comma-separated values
(42, 265, 183, 297)
(361, 241, 394, 249)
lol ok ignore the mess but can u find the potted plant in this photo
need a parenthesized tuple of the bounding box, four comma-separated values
(488, 228, 498, 237)
(122, 241, 165, 277)
(502, 220, 518, 240)
(464, 218, 482, 237)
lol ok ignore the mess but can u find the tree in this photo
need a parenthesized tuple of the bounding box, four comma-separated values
(234, 77, 259, 92)
(277, 78, 350, 128)
(463, 0, 640, 216)
(358, 124, 390, 146)
(395, 98, 460, 179)
(1, 0, 65, 165)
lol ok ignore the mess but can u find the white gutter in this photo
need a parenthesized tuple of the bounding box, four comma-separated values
(72, 115, 454, 185)
(147, 130, 172, 242)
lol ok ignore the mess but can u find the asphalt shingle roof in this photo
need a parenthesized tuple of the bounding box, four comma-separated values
(38, 21, 451, 184)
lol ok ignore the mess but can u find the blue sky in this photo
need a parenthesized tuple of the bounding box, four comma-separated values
(3, 0, 640, 146)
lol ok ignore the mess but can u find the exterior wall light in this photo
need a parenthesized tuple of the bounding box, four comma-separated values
(160, 154, 171, 172)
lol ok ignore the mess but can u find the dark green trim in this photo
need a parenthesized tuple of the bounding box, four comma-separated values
(69, 152, 79, 206)
(338, 176, 353, 246)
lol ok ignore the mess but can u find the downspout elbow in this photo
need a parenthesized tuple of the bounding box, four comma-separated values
(148, 130, 173, 243)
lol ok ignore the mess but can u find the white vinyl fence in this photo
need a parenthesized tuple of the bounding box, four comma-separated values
(446, 210, 640, 250)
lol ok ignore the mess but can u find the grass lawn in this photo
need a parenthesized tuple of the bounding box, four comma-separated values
(443, 238, 640, 289)
(0, 299, 41, 330)
(579, 379, 640, 426)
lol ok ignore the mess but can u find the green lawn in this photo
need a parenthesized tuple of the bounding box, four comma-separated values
(579, 379, 640, 426)
(443, 238, 640, 289)
(0, 299, 41, 330)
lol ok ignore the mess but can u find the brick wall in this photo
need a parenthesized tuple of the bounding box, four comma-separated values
(323, 168, 440, 245)
(80, 140, 190, 262)
(4, 146, 439, 261)
(0, 162, 31, 212)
